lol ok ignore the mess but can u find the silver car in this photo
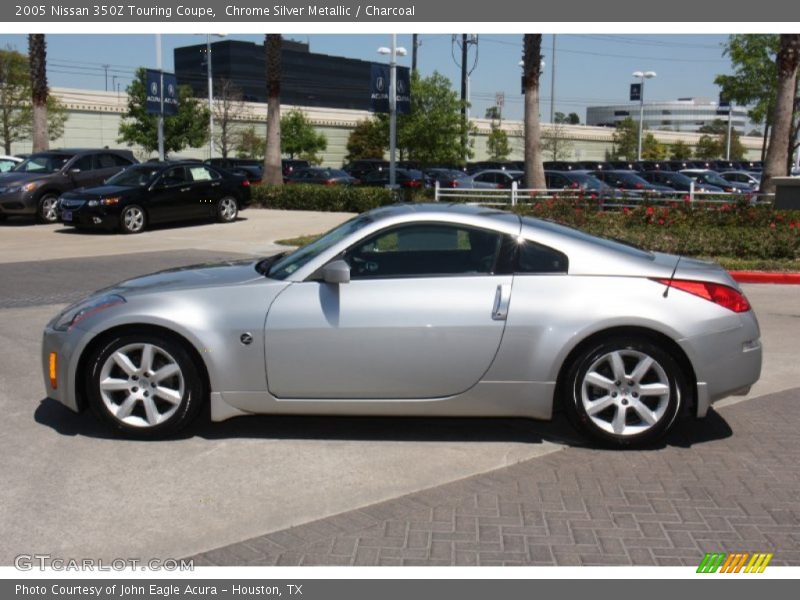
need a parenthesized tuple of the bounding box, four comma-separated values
(41, 204, 762, 446)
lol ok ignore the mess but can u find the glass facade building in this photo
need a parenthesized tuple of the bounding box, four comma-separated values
(586, 98, 748, 134)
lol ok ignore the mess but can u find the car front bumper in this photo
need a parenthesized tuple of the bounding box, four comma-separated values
(0, 190, 37, 215)
(41, 324, 87, 413)
(59, 205, 120, 228)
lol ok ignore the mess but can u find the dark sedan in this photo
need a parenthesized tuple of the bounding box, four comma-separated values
(361, 168, 425, 189)
(286, 167, 360, 186)
(425, 168, 471, 188)
(57, 162, 251, 234)
(545, 170, 614, 196)
(640, 170, 724, 193)
(591, 170, 674, 193)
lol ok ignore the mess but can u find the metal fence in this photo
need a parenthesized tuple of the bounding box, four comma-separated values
(432, 181, 775, 209)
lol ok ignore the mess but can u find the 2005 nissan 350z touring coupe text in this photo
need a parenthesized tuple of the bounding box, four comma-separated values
(41, 204, 761, 446)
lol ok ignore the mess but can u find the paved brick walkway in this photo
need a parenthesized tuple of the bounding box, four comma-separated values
(190, 389, 800, 566)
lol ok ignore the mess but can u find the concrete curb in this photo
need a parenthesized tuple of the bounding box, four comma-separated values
(730, 271, 800, 284)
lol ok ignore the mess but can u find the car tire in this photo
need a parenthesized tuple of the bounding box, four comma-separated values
(119, 204, 146, 234)
(217, 196, 238, 223)
(85, 332, 205, 439)
(562, 336, 686, 448)
(36, 193, 60, 223)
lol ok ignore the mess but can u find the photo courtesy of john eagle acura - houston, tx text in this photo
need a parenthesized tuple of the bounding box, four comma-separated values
(41, 203, 762, 447)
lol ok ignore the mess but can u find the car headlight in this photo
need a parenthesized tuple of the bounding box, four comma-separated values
(21, 182, 39, 193)
(87, 197, 121, 207)
(53, 294, 126, 331)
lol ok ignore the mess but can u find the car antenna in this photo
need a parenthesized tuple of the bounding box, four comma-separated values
(663, 256, 681, 298)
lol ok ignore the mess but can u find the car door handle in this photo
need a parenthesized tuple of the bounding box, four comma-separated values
(491, 283, 511, 321)
(180, 187, 190, 192)
(211, 182, 221, 187)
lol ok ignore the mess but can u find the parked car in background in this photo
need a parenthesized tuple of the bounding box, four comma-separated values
(635, 161, 672, 172)
(425, 168, 472, 188)
(719, 171, 761, 188)
(466, 161, 519, 174)
(361, 168, 425, 189)
(469, 169, 524, 189)
(544, 170, 614, 196)
(286, 167, 360, 186)
(282, 159, 311, 179)
(680, 169, 753, 193)
(205, 158, 263, 184)
(0, 149, 136, 223)
(605, 160, 636, 171)
(543, 161, 576, 171)
(0, 155, 22, 173)
(343, 159, 389, 180)
(640, 170, 723, 193)
(41, 203, 761, 445)
(57, 161, 251, 234)
(590, 170, 673, 193)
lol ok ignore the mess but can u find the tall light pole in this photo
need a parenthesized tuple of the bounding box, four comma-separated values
(201, 34, 227, 159)
(550, 34, 556, 123)
(155, 34, 164, 161)
(378, 37, 407, 190)
(726, 102, 733, 161)
(632, 70, 656, 161)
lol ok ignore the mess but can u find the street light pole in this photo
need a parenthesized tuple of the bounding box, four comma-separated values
(156, 34, 164, 161)
(389, 33, 397, 189)
(632, 70, 656, 161)
(206, 34, 214, 159)
(726, 103, 733, 161)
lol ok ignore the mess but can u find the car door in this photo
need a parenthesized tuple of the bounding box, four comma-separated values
(97, 153, 131, 182)
(185, 165, 223, 218)
(146, 166, 190, 223)
(264, 222, 514, 400)
(65, 154, 100, 189)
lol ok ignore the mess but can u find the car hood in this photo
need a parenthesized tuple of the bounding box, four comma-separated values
(0, 172, 47, 186)
(99, 259, 268, 297)
(61, 185, 137, 199)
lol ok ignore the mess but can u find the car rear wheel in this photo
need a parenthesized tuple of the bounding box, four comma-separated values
(562, 337, 685, 447)
(120, 204, 146, 234)
(217, 196, 238, 223)
(37, 193, 59, 223)
(86, 333, 205, 438)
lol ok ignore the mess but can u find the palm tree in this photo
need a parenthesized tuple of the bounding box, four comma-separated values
(522, 34, 545, 190)
(762, 34, 800, 194)
(264, 34, 283, 186)
(28, 34, 48, 152)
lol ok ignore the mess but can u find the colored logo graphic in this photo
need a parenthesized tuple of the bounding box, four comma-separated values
(697, 552, 773, 573)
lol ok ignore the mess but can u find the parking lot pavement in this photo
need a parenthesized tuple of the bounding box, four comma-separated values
(0, 224, 797, 566)
(191, 386, 800, 566)
(0, 209, 353, 264)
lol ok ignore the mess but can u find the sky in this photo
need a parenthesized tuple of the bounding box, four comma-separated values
(0, 33, 736, 122)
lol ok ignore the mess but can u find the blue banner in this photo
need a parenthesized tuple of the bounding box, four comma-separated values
(145, 69, 179, 116)
(629, 83, 641, 102)
(370, 64, 411, 115)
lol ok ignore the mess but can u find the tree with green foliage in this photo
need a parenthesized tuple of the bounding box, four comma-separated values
(387, 71, 474, 167)
(484, 106, 501, 120)
(345, 118, 386, 162)
(0, 47, 67, 154)
(669, 140, 693, 160)
(641, 133, 667, 160)
(541, 122, 573, 160)
(486, 121, 511, 160)
(715, 34, 780, 160)
(118, 68, 209, 156)
(235, 125, 265, 159)
(694, 119, 746, 160)
(280, 108, 327, 163)
(554, 111, 580, 125)
(610, 118, 637, 160)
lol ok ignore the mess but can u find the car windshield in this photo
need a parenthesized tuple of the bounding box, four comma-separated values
(14, 154, 71, 174)
(105, 166, 162, 187)
(567, 173, 605, 190)
(700, 172, 730, 186)
(267, 215, 375, 280)
(617, 172, 649, 185)
(665, 173, 693, 185)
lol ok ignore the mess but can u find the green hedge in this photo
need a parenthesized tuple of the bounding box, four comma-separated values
(250, 184, 433, 212)
(515, 198, 800, 260)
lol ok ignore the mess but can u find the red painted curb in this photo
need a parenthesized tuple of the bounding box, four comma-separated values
(729, 271, 800, 284)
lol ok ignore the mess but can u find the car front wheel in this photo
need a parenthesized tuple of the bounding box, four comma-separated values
(37, 193, 60, 223)
(120, 205, 146, 234)
(85, 333, 205, 438)
(563, 337, 686, 447)
(217, 196, 238, 223)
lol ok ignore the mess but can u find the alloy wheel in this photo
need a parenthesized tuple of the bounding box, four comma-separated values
(123, 206, 145, 232)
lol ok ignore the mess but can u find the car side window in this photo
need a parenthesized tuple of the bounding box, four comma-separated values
(188, 166, 220, 182)
(160, 166, 188, 186)
(344, 224, 503, 279)
(516, 239, 569, 273)
(72, 154, 95, 172)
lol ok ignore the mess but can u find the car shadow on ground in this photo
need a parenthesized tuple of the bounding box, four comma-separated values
(33, 397, 732, 450)
(51, 216, 248, 235)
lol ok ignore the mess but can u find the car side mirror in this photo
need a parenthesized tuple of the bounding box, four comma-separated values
(69, 168, 81, 174)
(322, 260, 350, 284)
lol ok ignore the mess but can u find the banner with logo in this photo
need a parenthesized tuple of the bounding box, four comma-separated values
(145, 68, 179, 116)
(629, 83, 641, 101)
(369, 64, 411, 115)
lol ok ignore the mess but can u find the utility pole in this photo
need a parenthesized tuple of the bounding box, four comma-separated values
(102, 64, 110, 91)
(460, 34, 468, 161)
(411, 34, 418, 74)
(550, 35, 556, 123)
(156, 34, 164, 161)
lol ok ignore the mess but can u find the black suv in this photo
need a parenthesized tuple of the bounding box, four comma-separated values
(0, 149, 136, 223)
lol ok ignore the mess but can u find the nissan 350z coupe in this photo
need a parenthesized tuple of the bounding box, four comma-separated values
(41, 204, 762, 446)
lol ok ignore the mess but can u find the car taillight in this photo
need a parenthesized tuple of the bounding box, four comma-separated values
(653, 278, 751, 313)
(403, 180, 422, 188)
(242, 179, 251, 187)
(325, 179, 336, 186)
(570, 182, 579, 189)
(449, 180, 459, 188)
(496, 184, 504, 189)
(635, 182, 644, 189)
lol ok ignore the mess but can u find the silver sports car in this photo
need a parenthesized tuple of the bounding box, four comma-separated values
(41, 204, 762, 446)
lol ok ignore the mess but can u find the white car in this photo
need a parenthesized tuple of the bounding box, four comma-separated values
(0, 155, 22, 174)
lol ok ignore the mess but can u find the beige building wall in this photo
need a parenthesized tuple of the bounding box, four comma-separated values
(8, 87, 764, 164)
